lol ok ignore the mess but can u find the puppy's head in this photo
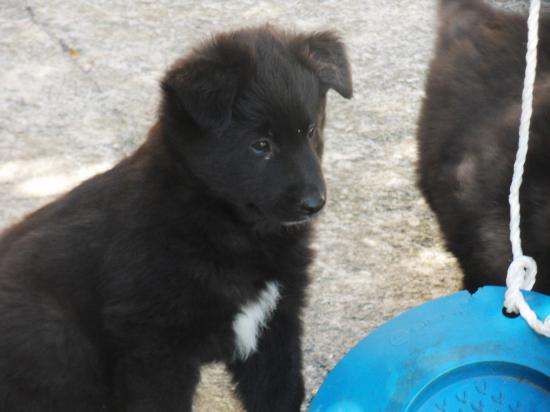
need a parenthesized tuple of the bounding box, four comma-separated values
(161, 26, 352, 229)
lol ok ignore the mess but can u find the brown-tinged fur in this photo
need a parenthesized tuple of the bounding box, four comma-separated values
(418, 0, 550, 293)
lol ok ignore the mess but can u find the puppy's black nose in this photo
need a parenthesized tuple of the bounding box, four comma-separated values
(299, 193, 326, 215)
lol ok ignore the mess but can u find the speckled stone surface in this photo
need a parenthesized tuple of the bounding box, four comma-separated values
(0, 1, 533, 410)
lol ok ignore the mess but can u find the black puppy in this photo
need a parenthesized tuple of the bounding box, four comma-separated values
(417, 0, 550, 294)
(0, 26, 352, 411)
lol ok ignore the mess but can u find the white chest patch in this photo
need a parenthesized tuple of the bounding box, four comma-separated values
(232, 281, 281, 361)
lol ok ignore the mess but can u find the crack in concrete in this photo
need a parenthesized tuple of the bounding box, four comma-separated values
(25, 3, 103, 93)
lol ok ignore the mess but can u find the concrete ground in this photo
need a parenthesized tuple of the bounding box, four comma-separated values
(0, 0, 533, 410)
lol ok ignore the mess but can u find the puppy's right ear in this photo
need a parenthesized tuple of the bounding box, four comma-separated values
(161, 35, 254, 134)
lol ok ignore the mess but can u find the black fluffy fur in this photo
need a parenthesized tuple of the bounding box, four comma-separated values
(417, 0, 550, 294)
(0, 26, 352, 411)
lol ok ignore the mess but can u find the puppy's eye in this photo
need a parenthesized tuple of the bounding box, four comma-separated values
(251, 139, 272, 157)
(306, 124, 316, 139)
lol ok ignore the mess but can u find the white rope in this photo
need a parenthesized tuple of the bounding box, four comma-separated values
(504, 0, 550, 337)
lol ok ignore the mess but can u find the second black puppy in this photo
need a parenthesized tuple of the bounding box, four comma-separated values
(417, 0, 550, 294)
(0, 26, 352, 411)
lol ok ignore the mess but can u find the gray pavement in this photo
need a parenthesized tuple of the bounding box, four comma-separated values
(0, 0, 532, 410)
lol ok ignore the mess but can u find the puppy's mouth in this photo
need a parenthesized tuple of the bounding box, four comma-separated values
(245, 203, 321, 227)
(281, 211, 322, 227)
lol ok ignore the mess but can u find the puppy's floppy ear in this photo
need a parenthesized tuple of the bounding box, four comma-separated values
(291, 31, 353, 98)
(161, 35, 254, 134)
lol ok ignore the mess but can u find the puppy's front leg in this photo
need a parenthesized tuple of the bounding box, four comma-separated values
(114, 346, 200, 412)
(228, 310, 305, 412)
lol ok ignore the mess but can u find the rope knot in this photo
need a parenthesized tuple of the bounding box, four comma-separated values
(506, 255, 537, 291)
(504, 256, 537, 315)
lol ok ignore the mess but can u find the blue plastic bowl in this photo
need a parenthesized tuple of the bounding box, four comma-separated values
(309, 286, 550, 411)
